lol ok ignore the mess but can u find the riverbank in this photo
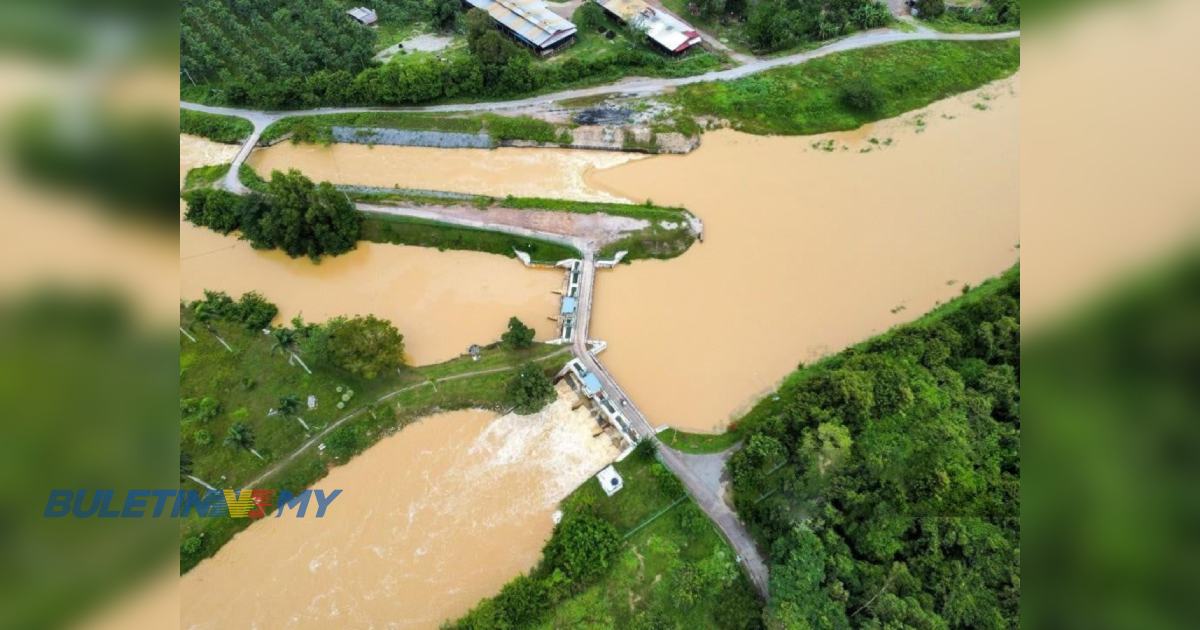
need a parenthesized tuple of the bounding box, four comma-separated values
(180, 309, 575, 573)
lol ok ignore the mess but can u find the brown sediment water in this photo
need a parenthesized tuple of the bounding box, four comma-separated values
(181, 394, 620, 629)
(586, 77, 1021, 432)
(179, 136, 564, 365)
(247, 142, 644, 202)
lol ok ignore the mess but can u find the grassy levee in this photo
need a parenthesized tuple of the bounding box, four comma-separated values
(451, 443, 763, 628)
(674, 39, 1020, 135)
(260, 112, 486, 145)
(658, 265, 1021, 452)
(261, 112, 575, 147)
(180, 109, 253, 144)
(658, 427, 743, 454)
(360, 212, 582, 263)
(179, 313, 570, 573)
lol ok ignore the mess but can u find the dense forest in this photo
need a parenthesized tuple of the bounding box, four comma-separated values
(728, 267, 1020, 628)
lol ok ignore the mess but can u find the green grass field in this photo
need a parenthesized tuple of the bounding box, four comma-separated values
(674, 39, 1020, 135)
(179, 310, 570, 572)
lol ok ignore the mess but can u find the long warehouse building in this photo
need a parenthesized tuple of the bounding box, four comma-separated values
(465, 0, 578, 54)
(593, 0, 702, 53)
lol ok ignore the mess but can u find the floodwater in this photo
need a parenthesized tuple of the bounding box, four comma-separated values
(587, 77, 1021, 432)
(248, 142, 643, 202)
(181, 394, 620, 629)
(180, 136, 563, 365)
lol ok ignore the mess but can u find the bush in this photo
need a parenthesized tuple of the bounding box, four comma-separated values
(234, 291, 278, 330)
(324, 425, 363, 462)
(839, 77, 883, 113)
(181, 536, 202, 556)
(505, 363, 556, 414)
(915, 0, 946, 18)
(193, 429, 213, 447)
(543, 514, 622, 582)
(501, 316, 535, 350)
(304, 315, 405, 379)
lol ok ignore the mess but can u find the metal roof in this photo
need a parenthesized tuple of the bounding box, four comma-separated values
(581, 372, 603, 396)
(465, 0, 577, 49)
(560, 296, 578, 315)
(594, 0, 701, 52)
(346, 7, 378, 24)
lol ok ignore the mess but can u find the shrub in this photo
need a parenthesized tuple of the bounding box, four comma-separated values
(234, 291, 278, 330)
(181, 536, 202, 556)
(304, 315, 405, 379)
(543, 514, 622, 582)
(501, 316, 535, 350)
(915, 0, 946, 18)
(505, 363, 555, 413)
(193, 429, 213, 447)
(840, 77, 884, 113)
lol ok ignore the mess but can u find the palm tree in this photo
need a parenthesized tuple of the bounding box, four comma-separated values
(278, 394, 310, 431)
(224, 421, 254, 451)
(191, 301, 214, 332)
(278, 395, 301, 416)
(180, 451, 193, 480)
(271, 327, 296, 355)
(180, 451, 216, 491)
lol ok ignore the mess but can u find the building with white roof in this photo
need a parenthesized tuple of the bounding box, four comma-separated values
(593, 0, 702, 53)
(465, 0, 578, 54)
(596, 465, 624, 496)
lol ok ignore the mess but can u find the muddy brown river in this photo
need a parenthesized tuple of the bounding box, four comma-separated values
(181, 398, 619, 629)
(588, 77, 1020, 432)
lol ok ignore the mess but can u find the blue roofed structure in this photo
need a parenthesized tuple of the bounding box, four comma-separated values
(560, 296, 578, 316)
(581, 372, 603, 397)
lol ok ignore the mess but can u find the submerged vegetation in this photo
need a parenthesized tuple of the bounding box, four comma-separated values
(179, 293, 570, 572)
(452, 443, 763, 628)
(675, 39, 1020, 135)
(179, 108, 253, 144)
(183, 169, 361, 260)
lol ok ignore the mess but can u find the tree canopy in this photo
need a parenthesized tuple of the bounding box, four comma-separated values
(303, 315, 406, 379)
(182, 170, 362, 260)
(505, 362, 556, 414)
(501, 316, 536, 350)
(729, 268, 1020, 628)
